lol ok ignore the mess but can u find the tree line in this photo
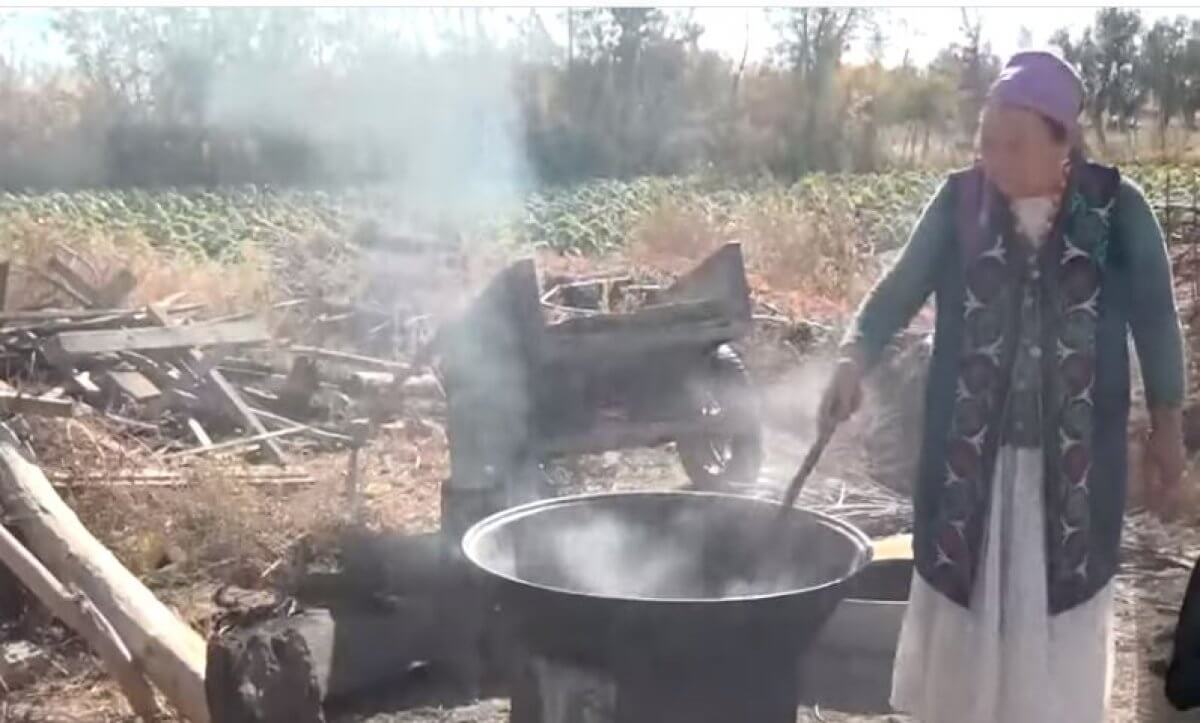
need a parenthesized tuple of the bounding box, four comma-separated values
(0, 7, 1192, 192)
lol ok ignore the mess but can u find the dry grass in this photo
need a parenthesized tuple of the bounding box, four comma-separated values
(626, 193, 875, 320)
(0, 216, 270, 315)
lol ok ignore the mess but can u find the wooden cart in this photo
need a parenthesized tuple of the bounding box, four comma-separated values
(435, 243, 762, 540)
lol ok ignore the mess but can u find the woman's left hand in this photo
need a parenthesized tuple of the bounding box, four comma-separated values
(1143, 408, 1187, 520)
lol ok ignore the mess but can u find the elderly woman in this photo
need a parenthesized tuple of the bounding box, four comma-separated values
(820, 50, 1187, 722)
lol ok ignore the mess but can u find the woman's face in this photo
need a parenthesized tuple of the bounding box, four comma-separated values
(978, 102, 1070, 200)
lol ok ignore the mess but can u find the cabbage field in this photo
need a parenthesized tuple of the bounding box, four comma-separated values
(1, 163, 1197, 260)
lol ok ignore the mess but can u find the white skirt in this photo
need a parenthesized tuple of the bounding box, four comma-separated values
(890, 447, 1116, 723)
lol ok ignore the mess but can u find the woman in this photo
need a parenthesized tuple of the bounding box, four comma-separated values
(820, 49, 1186, 722)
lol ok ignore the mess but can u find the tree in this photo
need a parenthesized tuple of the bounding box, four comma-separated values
(1052, 25, 1106, 148)
(770, 7, 873, 174)
(1141, 17, 1189, 150)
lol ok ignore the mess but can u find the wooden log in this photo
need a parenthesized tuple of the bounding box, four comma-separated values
(0, 428, 209, 722)
(0, 523, 159, 718)
(205, 604, 437, 722)
(44, 319, 270, 363)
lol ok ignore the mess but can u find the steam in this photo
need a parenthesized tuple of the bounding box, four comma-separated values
(503, 505, 837, 601)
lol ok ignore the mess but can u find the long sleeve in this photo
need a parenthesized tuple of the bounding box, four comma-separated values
(1121, 178, 1186, 409)
(843, 179, 953, 371)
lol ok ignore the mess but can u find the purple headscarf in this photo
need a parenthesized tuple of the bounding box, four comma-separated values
(986, 49, 1084, 143)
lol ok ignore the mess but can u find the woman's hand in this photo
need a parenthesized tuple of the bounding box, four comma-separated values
(818, 351, 865, 434)
(1143, 407, 1187, 520)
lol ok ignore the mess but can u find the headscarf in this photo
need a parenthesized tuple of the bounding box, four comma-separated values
(986, 49, 1085, 146)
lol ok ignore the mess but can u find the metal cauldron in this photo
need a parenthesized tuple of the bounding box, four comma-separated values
(462, 491, 872, 723)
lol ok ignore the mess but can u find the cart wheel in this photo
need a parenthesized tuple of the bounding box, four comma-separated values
(677, 345, 763, 492)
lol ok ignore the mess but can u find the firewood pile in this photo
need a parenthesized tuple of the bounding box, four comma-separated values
(0, 243, 449, 490)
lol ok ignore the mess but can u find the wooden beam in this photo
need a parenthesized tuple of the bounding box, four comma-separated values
(47, 256, 101, 307)
(44, 319, 270, 363)
(163, 425, 306, 460)
(101, 371, 161, 403)
(0, 260, 9, 312)
(186, 418, 213, 449)
(204, 372, 287, 464)
(142, 306, 285, 466)
(0, 391, 76, 418)
(0, 428, 209, 722)
(0, 523, 159, 718)
(288, 346, 411, 374)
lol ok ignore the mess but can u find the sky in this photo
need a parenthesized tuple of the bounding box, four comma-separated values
(4, 7, 1200, 70)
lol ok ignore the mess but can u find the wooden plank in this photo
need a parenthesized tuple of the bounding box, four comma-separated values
(204, 372, 287, 465)
(186, 418, 213, 449)
(162, 425, 305, 460)
(288, 346, 411, 374)
(0, 391, 76, 418)
(44, 319, 270, 363)
(0, 260, 9, 311)
(142, 306, 286, 465)
(0, 430, 210, 722)
(102, 371, 161, 403)
(47, 256, 101, 307)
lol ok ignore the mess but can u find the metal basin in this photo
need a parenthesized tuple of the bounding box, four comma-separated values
(800, 557, 913, 714)
(463, 491, 873, 723)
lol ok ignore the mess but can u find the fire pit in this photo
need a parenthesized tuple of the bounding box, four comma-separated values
(462, 491, 872, 723)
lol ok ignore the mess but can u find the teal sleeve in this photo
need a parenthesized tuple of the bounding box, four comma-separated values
(1120, 178, 1186, 408)
(843, 179, 953, 370)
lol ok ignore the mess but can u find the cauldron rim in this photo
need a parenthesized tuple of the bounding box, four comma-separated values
(461, 490, 874, 605)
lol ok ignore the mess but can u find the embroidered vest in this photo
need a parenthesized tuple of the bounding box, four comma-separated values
(919, 160, 1120, 613)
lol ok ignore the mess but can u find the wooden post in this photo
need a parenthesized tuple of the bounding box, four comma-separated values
(346, 419, 370, 521)
(0, 524, 159, 718)
(0, 426, 209, 722)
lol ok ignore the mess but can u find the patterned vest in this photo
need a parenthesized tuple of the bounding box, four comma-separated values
(915, 160, 1122, 614)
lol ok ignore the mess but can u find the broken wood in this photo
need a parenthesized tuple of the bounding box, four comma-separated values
(46, 256, 101, 307)
(289, 346, 412, 375)
(0, 427, 209, 722)
(249, 407, 354, 445)
(102, 371, 161, 403)
(0, 383, 75, 418)
(0, 523, 159, 717)
(205, 371, 287, 465)
(187, 418, 213, 449)
(44, 318, 270, 363)
(162, 425, 306, 460)
(144, 306, 285, 465)
(205, 604, 437, 722)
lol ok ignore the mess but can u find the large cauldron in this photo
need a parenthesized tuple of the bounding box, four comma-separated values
(463, 491, 872, 723)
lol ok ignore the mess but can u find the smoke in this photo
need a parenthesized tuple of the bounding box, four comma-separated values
(203, 16, 530, 230)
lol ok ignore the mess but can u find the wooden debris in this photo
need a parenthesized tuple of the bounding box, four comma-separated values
(0, 524, 159, 716)
(289, 345, 412, 374)
(44, 318, 270, 363)
(101, 370, 161, 403)
(46, 256, 101, 307)
(187, 418, 214, 449)
(163, 425, 306, 460)
(205, 371, 287, 465)
(0, 428, 209, 722)
(0, 383, 75, 418)
(0, 260, 9, 312)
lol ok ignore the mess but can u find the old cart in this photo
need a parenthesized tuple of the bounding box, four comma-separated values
(435, 243, 762, 542)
